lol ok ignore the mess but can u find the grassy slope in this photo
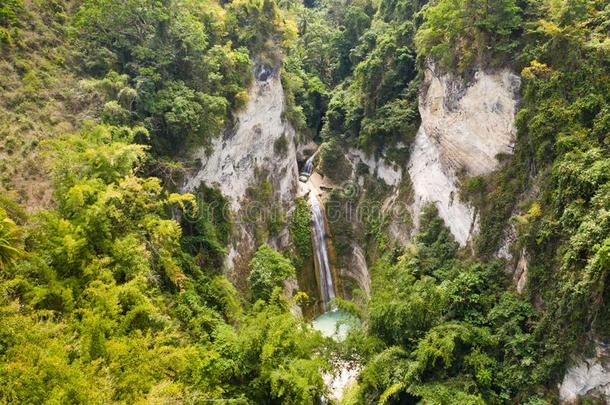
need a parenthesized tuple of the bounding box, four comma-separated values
(0, 0, 102, 210)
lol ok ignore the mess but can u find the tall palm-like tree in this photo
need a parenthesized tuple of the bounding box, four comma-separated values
(0, 209, 21, 269)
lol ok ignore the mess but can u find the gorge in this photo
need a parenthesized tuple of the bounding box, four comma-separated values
(183, 52, 607, 401)
(1, 0, 608, 403)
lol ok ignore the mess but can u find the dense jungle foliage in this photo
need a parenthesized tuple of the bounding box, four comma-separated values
(0, 0, 609, 403)
(301, 0, 610, 402)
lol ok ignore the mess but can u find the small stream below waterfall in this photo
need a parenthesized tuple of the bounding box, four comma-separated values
(312, 309, 359, 403)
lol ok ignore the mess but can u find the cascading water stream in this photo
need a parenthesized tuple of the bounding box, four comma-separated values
(305, 157, 357, 403)
(309, 192, 335, 310)
(301, 154, 315, 177)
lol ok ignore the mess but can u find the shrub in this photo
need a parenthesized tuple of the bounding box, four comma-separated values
(248, 244, 296, 302)
(317, 140, 352, 182)
(290, 197, 312, 264)
(273, 133, 288, 156)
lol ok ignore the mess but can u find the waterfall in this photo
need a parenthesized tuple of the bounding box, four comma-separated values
(302, 154, 315, 177)
(309, 192, 336, 309)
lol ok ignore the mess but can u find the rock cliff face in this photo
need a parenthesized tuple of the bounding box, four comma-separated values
(407, 65, 521, 245)
(182, 61, 522, 305)
(339, 149, 406, 296)
(347, 148, 403, 187)
(184, 65, 299, 210)
(418, 66, 520, 176)
(309, 65, 521, 302)
(408, 126, 477, 245)
(340, 243, 370, 297)
(184, 63, 299, 275)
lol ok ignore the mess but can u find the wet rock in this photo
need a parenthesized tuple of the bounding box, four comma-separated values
(560, 342, 610, 403)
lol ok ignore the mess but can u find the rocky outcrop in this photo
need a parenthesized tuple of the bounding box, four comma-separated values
(418, 66, 520, 176)
(317, 65, 521, 299)
(283, 276, 303, 317)
(184, 65, 298, 210)
(184, 63, 299, 274)
(320, 149, 406, 298)
(408, 126, 477, 245)
(513, 249, 528, 294)
(339, 243, 370, 297)
(560, 342, 610, 403)
(407, 65, 521, 245)
(324, 362, 359, 403)
(296, 140, 318, 162)
(347, 148, 403, 187)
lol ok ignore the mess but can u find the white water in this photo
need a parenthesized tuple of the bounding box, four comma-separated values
(304, 157, 357, 403)
(312, 310, 359, 402)
(302, 154, 315, 176)
(309, 193, 335, 309)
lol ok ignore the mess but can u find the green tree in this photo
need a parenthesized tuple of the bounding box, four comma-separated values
(290, 197, 312, 264)
(72, 0, 255, 155)
(151, 81, 228, 152)
(0, 208, 21, 269)
(248, 244, 296, 302)
(415, 0, 521, 70)
(181, 187, 231, 270)
(357, 207, 539, 402)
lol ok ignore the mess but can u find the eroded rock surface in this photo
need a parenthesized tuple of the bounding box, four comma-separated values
(419, 66, 520, 176)
(408, 126, 477, 245)
(184, 65, 299, 273)
(407, 65, 520, 245)
(340, 243, 370, 297)
(184, 66, 298, 209)
(347, 148, 403, 187)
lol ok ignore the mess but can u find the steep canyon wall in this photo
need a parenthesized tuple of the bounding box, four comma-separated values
(408, 65, 521, 245)
(184, 64, 299, 282)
